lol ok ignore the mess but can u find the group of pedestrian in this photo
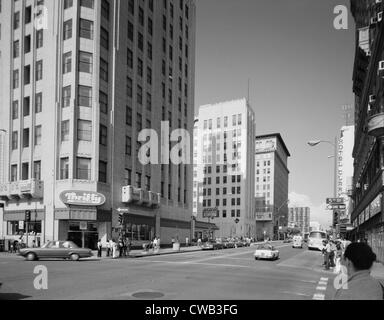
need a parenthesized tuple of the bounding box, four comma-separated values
(97, 238, 131, 259)
(322, 239, 345, 271)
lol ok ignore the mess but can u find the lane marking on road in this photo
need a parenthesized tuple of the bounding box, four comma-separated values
(280, 291, 311, 297)
(316, 286, 327, 291)
(313, 293, 325, 300)
(320, 277, 328, 281)
(318, 281, 328, 286)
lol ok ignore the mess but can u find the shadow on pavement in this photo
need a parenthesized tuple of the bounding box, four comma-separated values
(0, 292, 31, 300)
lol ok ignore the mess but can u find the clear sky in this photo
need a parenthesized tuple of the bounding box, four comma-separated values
(194, 0, 355, 227)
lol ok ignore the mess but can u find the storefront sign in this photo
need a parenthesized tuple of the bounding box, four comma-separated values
(60, 191, 106, 206)
(255, 212, 273, 221)
(79, 221, 87, 230)
(203, 208, 219, 218)
(19, 221, 24, 230)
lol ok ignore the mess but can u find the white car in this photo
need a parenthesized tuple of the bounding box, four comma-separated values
(292, 236, 303, 249)
(254, 244, 279, 260)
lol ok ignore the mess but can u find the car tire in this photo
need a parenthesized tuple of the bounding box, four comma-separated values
(26, 252, 36, 261)
(70, 253, 80, 261)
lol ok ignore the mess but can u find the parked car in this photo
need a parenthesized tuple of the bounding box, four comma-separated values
(254, 244, 279, 260)
(234, 241, 244, 248)
(223, 241, 236, 249)
(292, 235, 303, 249)
(202, 240, 224, 250)
(18, 241, 93, 261)
(283, 238, 292, 243)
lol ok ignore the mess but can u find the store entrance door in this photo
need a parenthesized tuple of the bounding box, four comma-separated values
(68, 221, 99, 250)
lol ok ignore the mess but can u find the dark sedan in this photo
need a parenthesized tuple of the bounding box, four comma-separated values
(202, 240, 225, 250)
(223, 241, 236, 249)
(18, 241, 93, 261)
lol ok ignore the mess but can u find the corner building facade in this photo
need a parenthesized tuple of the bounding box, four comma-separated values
(350, 0, 384, 261)
(0, 0, 196, 249)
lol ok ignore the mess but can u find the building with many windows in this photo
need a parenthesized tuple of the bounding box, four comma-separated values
(349, 0, 384, 261)
(288, 207, 310, 235)
(254, 134, 290, 240)
(193, 99, 256, 239)
(0, 0, 196, 249)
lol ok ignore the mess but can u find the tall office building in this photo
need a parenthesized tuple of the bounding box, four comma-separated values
(288, 207, 310, 235)
(349, 0, 384, 261)
(0, 0, 196, 248)
(254, 134, 290, 240)
(193, 99, 256, 239)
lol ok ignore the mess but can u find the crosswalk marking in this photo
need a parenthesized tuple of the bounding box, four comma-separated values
(316, 286, 327, 291)
(313, 293, 325, 300)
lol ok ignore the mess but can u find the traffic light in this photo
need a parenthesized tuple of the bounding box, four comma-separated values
(25, 210, 31, 222)
(118, 213, 123, 225)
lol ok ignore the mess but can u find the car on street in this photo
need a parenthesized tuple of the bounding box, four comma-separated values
(223, 241, 236, 249)
(18, 240, 93, 261)
(292, 235, 303, 249)
(254, 244, 279, 260)
(202, 240, 225, 250)
(308, 231, 327, 251)
(283, 238, 292, 243)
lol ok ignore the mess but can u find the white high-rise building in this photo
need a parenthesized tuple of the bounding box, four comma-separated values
(193, 99, 256, 239)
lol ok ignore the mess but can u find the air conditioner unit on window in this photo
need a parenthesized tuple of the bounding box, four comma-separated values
(369, 94, 376, 103)
(378, 61, 384, 76)
(371, 17, 378, 24)
(376, 0, 382, 4)
(378, 12, 383, 22)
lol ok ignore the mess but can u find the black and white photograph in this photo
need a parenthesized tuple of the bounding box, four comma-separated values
(0, 0, 384, 309)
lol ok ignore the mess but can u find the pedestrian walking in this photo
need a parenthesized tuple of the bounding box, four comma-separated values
(153, 237, 158, 251)
(197, 238, 202, 248)
(324, 240, 332, 270)
(157, 237, 161, 250)
(106, 239, 111, 257)
(333, 242, 384, 300)
(112, 239, 119, 259)
(334, 241, 343, 274)
(321, 240, 327, 266)
(118, 239, 124, 258)
(329, 240, 337, 268)
(97, 239, 102, 258)
(185, 237, 189, 247)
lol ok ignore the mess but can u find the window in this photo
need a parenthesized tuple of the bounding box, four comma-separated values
(126, 77, 133, 97)
(23, 128, 30, 148)
(138, 32, 143, 51)
(136, 172, 142, 188)
(63, 20, 72, 40)
(13, 40, 19, 58)
(99, 161, 107, 183)
(24, 35, 31, 53)
(33, 161, 41, 180)
(36, 30, 44, 48)
(80, 0, 94, 9)
(35, 125, 42, 146)
(61, 120, 70, 142)
(99, 91, 108, 114)
(63, 52, 72, 74)
(22, 163, 29, 180)
(101, 0, 110, 20)
(64, 0, 73, 9)
(147, 67, 152, 85)
(79, 19, 94, 40)
(79, 51, 93, 73)
(35, 60, 43, 81)
(124, 169, 132, 186)
(139, 7, 144, 26)
(12, 101, 19, 120)
(23, 97, 30, 117)
(62, 86, 71, 108)
(60, 158, 69, 179)
(128, 0, 134, 14)
(13, 70, 19, 89)
(14, 12, 20, 30)
(137, 113, 142, 131)
(148, 17, 153, 36)
(12, 131, 18, 150)
(100, 58, 108, 81)
(146, 93, 152, 111)
(11, 165, 18, 182)
(127, 49, 133, 68)
(147, 42, 152, 60)
(78, 85, 92, 107)
(100, 27, 109, 50)
(99, 124, 107, 146)
(76, 158, 91, 180)
(137, 58, 143, 77)
(137, 85, 143, 105)
(126, 106, 132, 126)
(77, 120, 92, 141)
(128, 21, 134, 41)
(25, 6, 32, 24)
(145, 176, 151, 191)
(125, 136, 132, 155)
(35, 93, 42, 113)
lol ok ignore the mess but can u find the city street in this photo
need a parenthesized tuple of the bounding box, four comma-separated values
(0, 242, 338, 300)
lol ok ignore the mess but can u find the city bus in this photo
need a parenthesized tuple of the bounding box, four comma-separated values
(307, 231, 327, 251)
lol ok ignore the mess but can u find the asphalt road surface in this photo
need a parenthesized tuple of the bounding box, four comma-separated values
(0, 243, 338, 300)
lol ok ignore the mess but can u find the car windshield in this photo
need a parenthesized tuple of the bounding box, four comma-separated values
(257, 245, 273, 250)
(309, 232, 326, 239)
